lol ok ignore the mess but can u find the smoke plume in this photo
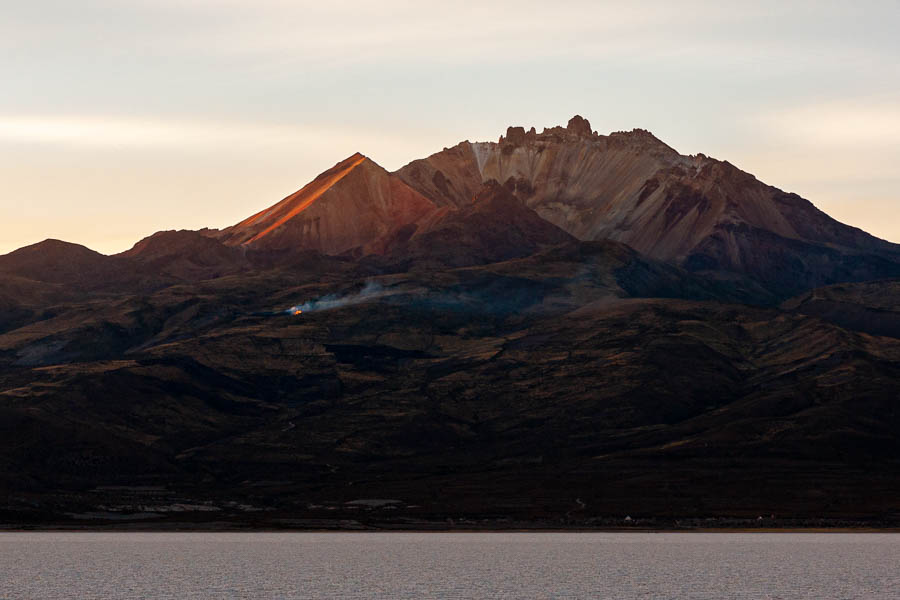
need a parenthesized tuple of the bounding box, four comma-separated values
(286, 281, 387, 314)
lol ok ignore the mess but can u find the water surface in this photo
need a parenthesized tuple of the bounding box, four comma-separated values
(1, 532, 898, 599)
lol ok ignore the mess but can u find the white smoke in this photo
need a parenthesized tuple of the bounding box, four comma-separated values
(286, 281, 387, 314)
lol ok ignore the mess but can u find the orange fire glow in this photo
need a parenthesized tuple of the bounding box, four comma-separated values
(293, 309, 302, 315)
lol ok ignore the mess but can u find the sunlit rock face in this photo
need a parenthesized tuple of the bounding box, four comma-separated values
(396, 116, 900, 296)
(218, 153, 438, 255)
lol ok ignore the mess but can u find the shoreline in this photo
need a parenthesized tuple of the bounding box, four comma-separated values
(3, 526, 900, 534)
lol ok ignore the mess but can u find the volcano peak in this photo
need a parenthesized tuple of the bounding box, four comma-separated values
(217, 153, 436, 254)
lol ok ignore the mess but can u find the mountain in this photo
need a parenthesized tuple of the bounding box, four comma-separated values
(397, 116, 900, 297)
(2, 115, 900, 529)
(217, 153, 437, 255)
(119, 230, 251, 281)
(374, 181, 577, 269)
(0, 239, 126, 286)
(0, 239, 165, 293)
(783, 280, 900, 339)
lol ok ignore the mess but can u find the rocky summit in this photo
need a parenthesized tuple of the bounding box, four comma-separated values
(2, 117, 900, 530)
(398, 116, 900, 299)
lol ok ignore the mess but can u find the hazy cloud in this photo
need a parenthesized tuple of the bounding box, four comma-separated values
(0, 115, 447, 156)
(752, 99, 900, 148)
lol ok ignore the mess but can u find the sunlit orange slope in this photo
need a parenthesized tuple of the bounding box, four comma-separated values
(218, 153, 438, 255)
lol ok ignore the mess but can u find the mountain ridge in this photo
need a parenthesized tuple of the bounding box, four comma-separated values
(5, 116, 898, 300)
(395, 116, 900, 297)
(5, 117, 900, 304)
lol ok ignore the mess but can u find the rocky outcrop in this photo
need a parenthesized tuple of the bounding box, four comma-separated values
(566, 114, 594, 137)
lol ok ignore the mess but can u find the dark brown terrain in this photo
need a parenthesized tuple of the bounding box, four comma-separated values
(2, 117, 899, 530)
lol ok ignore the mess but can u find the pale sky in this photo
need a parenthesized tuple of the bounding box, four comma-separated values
(2, 0, 899, 255)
